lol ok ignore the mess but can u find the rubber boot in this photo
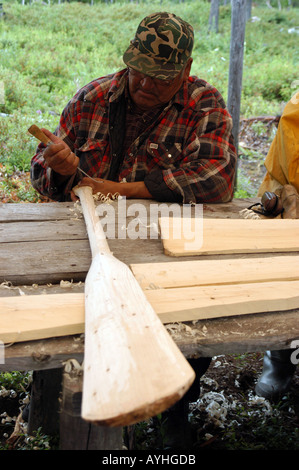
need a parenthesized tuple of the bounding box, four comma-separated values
(255, 349, 296, 401)
(159, 357, 212, 450)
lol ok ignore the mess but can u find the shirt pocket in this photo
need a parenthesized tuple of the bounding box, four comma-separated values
(146, 139, 183, 170)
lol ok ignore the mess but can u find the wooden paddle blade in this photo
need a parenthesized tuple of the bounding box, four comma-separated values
(82, 251, 195, 427)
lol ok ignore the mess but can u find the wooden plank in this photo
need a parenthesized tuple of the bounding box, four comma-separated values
(0, 240, 91, 284)
(2, 308, 299, 370)
(0, 336, 85, 372)
(0, 237, 172, 285)
(159, 217, 299, 256)
(0, 220, 87, 243)
(0, 198, 261, 285)
(130, 255, 299, 289)
(2, 279, 299, 343)
(0, 198, 257, 222)
(0, 293, 85, 343)
(0, 202, 77, 222)
(147, 280, 299, 323)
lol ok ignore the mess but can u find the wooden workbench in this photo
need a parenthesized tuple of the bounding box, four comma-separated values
(1, 197, 299, 449)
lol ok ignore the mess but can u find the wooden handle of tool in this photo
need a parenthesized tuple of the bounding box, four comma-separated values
(73, 185, 110, 257)
(28, 124, 51, 145)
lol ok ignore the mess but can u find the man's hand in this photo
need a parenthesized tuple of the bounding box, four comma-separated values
(41, 128, 79, 176)
(72, 177, 153, 200)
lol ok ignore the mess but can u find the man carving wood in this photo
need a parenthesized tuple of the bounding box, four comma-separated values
(30, 11, 237, 448)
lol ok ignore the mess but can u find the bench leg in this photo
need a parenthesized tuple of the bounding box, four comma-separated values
(28, 368, 62, 436)
(59, 370, 123, 450)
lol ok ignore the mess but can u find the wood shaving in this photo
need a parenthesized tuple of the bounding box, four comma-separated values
(63, 358, 84, 374)
(239, 208, 261, 219)
(0, 282, 25, 296)
(202, 325, 208, 335)
(165, 322, 198, 339)
(0, 281, 13, 289)
(93, 191, 121, 203)
(60, 280, 73, 288)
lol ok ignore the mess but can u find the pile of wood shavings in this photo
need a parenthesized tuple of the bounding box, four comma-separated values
(69, 191, 121, 220)
(165, 322, 205, 339)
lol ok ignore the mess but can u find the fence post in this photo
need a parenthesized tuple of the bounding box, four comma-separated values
(227, 0, 246, 159)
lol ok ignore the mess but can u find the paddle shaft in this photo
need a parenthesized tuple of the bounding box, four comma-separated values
(73, 185, 110, 256)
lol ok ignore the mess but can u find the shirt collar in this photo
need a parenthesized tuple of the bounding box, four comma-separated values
(108, 68, 128, 102)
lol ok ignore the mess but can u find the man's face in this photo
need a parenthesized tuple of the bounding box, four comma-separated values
(128, 59, 192, 112)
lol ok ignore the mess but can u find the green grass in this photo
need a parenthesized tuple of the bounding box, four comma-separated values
(0, 370, 31, 392)
(0, 0, 299, 201)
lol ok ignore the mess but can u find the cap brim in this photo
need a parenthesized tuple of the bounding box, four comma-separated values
(123, 43, 184, 80)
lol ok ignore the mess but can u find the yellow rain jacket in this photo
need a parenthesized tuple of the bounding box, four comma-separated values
(258, 94, 299, 196)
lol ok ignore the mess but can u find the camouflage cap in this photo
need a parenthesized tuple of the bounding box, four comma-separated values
(123, 12, 194, 80)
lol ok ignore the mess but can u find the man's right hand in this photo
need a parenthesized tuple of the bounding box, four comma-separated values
(41, 128, 79, 176)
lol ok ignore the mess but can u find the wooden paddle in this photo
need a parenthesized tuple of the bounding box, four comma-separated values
(27, 124, 195, 426)
(73, 185, 195, 426)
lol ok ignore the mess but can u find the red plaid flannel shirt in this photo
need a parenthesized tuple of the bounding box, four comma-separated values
(30, 68, 237, 203)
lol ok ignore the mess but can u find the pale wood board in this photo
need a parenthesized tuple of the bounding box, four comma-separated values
(130, 255, 299, 289)
(0, 293, 85, 343)
(147, 280, 299, 323)
(1, 279, 299, 343)
(159, 217, 299, 256)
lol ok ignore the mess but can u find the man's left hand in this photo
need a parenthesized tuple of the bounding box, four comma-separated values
(71, 177, 152, 200)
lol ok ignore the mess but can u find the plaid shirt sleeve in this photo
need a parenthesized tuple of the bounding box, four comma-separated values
(30, 120, 80, 202)
(30, 80, 104, 201)
(30, 146, 79, 201)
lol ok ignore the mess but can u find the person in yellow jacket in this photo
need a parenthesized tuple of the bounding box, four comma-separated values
(258, 94, 299, 196)
(255, 92, 299, 401)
